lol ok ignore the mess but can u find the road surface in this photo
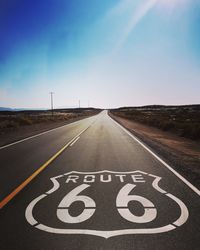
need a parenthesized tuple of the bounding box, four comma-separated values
(0, 111, 200, 250)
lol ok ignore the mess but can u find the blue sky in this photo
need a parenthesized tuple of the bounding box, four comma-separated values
(0, 0, 200, 108)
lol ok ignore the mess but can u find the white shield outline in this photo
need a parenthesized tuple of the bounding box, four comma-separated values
(25, 170, 189, 239)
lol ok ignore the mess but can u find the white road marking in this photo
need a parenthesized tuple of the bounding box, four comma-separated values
(69, 136, 80, 147)
(46, 176, 63, 194)
(150, 176, 166, 194)
(57, 184, 96, 224)
(116, 183, 157, 223)
(35, 224, 176, 238)
(110, 116, 200, 196)
(0, 117, 93, 150)
(25, 194, 46, 226)
(166, 193, 189, 227)
(25, 170, 189, 238)
(0, 121, 94, 209)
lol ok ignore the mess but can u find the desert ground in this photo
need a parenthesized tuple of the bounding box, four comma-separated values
(0, 108, 101, 147)
(110, 105, 200, 188)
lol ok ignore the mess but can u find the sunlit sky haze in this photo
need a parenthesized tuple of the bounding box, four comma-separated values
(0, 0, 200, 109)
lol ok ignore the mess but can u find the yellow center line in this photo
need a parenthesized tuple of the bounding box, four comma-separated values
(0, 125, 91, 209)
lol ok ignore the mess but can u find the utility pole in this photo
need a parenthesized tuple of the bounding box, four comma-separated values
(50, 92, 54, 116)
(78, 100, 80, 108)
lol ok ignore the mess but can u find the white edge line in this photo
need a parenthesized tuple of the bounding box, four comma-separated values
(0, 116, 93, 150)
(110, 116, 200, 196)
(70, 136, 80, 147)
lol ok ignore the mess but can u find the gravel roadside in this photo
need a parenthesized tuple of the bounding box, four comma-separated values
(109, 112, 200, 189)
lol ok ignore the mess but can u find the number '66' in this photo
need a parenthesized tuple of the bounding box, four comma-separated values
(57, 184, 157, 224)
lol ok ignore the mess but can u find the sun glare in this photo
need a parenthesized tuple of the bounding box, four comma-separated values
(158, 0, 190, 10)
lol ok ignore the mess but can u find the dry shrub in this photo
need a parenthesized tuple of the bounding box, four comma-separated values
(111, 107, 200, 141)
(18, 117, 32, 126)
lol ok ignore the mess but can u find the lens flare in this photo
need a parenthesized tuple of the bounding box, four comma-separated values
(158, 0, 190, 10)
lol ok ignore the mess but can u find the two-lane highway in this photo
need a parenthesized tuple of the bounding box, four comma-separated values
(0, 115, 96, 202)
(0, 111, 200, 250)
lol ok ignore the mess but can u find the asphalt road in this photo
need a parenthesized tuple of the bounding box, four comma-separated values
(0, 111, 200, 250)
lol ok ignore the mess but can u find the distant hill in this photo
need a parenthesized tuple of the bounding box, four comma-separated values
(0, 107, 13, 111)
(0, 107, 102, 114)
(113, 104, 200, 111)
(0, 107, 46, 112)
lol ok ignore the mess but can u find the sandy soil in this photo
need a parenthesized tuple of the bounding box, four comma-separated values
(110, 113, 200, 188)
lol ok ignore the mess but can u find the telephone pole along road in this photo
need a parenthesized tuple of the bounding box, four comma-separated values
(0, 111, 200, 250)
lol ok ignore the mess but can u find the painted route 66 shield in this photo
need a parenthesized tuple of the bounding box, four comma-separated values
(25, 170, 189, 238)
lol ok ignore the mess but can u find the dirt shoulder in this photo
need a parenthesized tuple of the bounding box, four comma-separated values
(0, 115, 93, 147)
(109, 112, 200, 189)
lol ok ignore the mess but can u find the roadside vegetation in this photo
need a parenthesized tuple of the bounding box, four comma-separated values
(0, 108, 100, 132)
(110, 105, 200, 141)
